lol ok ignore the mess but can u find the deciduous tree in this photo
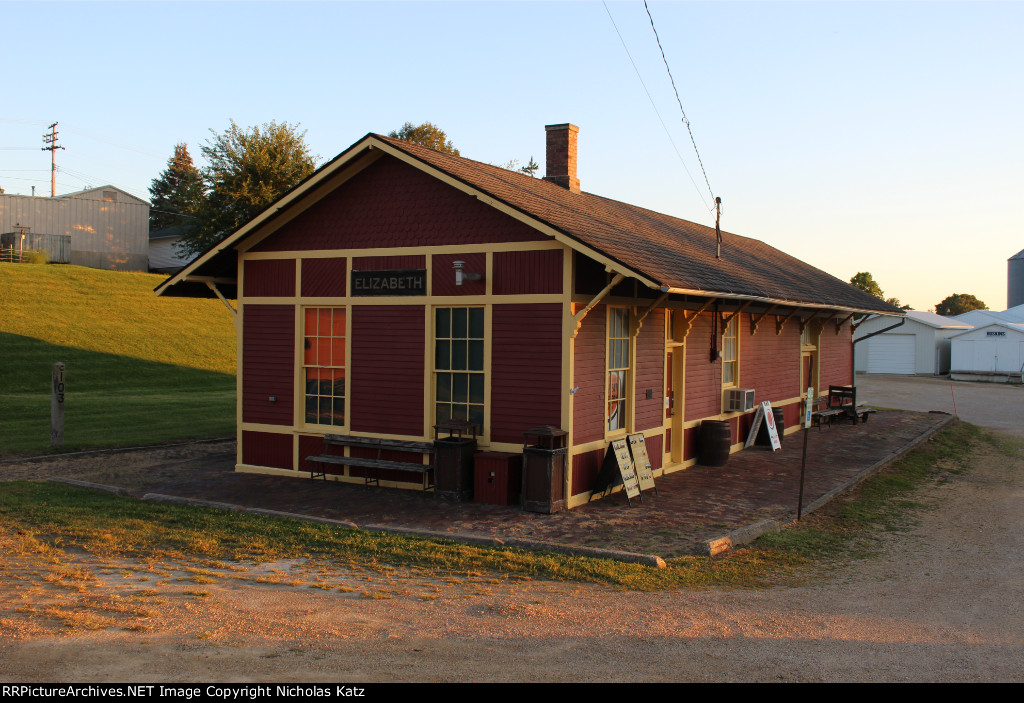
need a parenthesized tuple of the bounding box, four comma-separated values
(179, 120, 317, 257)
(935, 293, 987, 316)
(387, 122, 459, 155)
(148, 143, 205, 232)
(850, 272, 884, 299)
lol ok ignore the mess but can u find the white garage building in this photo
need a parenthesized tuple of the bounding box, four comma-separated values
(950, 322, 1024, 383)
(854, 310, 971, 376)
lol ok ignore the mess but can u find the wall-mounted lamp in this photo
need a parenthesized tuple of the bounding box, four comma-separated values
(452, 260, 482, 286)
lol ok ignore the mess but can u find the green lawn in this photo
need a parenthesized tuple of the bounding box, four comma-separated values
(0, 263, 236, 456)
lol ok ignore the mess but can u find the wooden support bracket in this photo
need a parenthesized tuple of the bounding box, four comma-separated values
(572, 273, 625, 339)
(205, 280, 237, 318)
(776, 309, 799, 335)
(721, 300, 751, 327)
(835, 312, 855, 334)
(750, 305, 777, 335)
(636, 292, 670, 332)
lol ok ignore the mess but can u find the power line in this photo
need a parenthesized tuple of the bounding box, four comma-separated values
(602, 1, 712, 212)
(643, 0, 716, 204)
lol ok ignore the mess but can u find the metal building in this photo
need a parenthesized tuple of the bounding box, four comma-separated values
(1009, 248, 1024, 308)
(0, 186, 149, 271)
(854, 310, 971, 376)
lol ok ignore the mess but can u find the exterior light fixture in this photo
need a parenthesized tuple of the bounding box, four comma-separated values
(452, 260, 482, 286)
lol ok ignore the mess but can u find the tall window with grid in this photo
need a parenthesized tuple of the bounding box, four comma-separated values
(434, 307, 485, 431)
(607, 307, 630, 432)
(303, 307, 346, 426)
(722, 315, 738, 386)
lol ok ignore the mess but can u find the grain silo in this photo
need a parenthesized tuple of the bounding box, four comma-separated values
(1009, 248, 1024, 308)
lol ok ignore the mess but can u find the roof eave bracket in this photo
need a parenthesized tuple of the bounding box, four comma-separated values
(572, 273, 626, 339)
(205, 280, 237, 319)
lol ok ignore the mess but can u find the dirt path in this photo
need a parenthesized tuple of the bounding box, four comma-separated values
(2, 438, 1022, 682)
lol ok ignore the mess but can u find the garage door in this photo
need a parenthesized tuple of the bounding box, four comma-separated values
(867, 334, 916, 374)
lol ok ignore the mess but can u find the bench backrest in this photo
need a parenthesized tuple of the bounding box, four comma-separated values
(827, 385, 856, 408)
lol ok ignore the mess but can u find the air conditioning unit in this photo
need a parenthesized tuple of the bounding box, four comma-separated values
(726, 388, 756, 412)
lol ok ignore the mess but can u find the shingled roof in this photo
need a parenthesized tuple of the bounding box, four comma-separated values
(375, 135, 898, 314)
(158, 130, 901, 315)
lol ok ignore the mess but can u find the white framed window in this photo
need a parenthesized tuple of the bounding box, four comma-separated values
(722, 314, 739, 386)
(434, 307, 485, 431)
(607, 307, 630, 433)
(302, 307, 347, 427)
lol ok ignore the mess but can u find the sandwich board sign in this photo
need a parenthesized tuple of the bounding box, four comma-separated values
(744, 400, 782, 451)
(610, 438, 642, 502)
(627, 432, 658, 494)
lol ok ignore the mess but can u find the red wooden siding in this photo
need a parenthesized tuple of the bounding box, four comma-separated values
(633, 309, 665, 431)
(683, 426, 699, 462)
(243, 259, 295, 298)
(643, 433, 663, 472)
(352, 255, 426, 271)
(251, 157, 548, 252)
(492, 250, 563, 295)
(490, 303, 563, 444)
(819, 321, 853, 389)
(242, 305, 294, 425)
(350, 305, 424, 436)
(571, 447, 604, 495)
(242, 431, 293, 470)
(684, 313, 722, 421)
(298, 434, 341, 474)
(301, 257, 347, 297)
(740, 315, 801, 404)
(432, 252, 486, 297)
(572, 303, 605, 445)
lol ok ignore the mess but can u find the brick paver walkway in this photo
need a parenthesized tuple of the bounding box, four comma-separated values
(17, 410, 951, 558)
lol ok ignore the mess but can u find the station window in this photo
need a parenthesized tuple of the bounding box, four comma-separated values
(435, 307, 485, 431)
(722, 315, 739, 386)
(607, 307, 630, 432)
(303, 307, 346, 426)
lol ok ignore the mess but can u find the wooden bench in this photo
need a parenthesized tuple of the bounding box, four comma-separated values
(307, 434, 435, 490)
(827, 385, 876, 425)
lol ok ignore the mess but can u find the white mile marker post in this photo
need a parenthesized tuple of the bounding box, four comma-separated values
(51, 362, 65, 447)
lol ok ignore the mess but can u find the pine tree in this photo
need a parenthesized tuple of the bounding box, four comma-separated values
(149, 144, 205, 232)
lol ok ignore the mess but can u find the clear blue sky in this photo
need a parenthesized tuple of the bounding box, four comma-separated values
(2, 1, 1021, 311)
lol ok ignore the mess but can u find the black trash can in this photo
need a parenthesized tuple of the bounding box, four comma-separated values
(433, 420, 477, 502)
(698, 420, 732, 466)
(521, 426, 567, 514)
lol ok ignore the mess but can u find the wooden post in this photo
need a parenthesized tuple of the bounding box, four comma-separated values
(51, 362, 65, 447)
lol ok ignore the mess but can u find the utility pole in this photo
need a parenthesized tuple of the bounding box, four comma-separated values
(41, 122, 65, 197)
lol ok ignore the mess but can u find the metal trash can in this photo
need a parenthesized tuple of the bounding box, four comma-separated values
(433, 420, 477, 502)
(521, 425, 567, 514)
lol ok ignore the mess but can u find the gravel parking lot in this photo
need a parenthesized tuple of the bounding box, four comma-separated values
(856, 374, 1024, 437)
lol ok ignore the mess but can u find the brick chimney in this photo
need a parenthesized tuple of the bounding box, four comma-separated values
(544, 123, 580, 193)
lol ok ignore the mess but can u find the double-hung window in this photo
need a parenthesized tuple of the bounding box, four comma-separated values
(434, 307, 485, 431)
(722, 315, 738, 386)
(303, 307, 346, 427)
(607, 307, 630, 433)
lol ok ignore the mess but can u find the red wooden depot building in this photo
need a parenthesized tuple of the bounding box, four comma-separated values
(158, 124, 899, 509)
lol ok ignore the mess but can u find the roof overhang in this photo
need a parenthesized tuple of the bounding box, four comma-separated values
(658, 286, 904, 317)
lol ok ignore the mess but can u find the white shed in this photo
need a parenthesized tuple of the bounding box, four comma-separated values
(950, 323, 1024, 383)
(854, 311, 971, 376)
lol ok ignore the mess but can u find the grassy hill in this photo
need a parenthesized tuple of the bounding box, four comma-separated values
(1, 263, 237, 456)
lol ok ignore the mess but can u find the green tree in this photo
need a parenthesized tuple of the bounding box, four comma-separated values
(387, 121, 460, 155)
(850, 272, 885, 299)
(148, 143, 206, 232)
(180, 120, 317, 257)
(935, 293, 987, 316)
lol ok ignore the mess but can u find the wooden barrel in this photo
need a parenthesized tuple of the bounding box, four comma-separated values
(756, 408, 786, 447)
(698, 420, 732, 466)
